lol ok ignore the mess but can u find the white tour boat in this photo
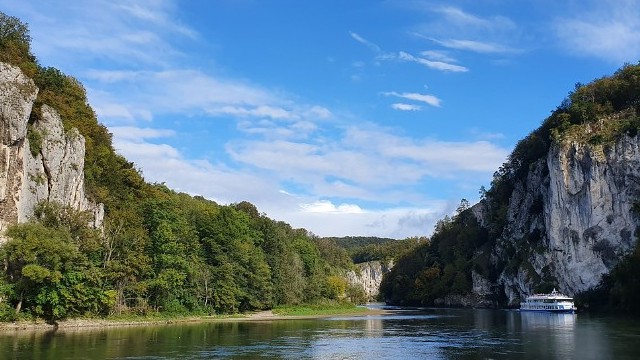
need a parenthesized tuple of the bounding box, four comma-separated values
(520, 288, 577, 313)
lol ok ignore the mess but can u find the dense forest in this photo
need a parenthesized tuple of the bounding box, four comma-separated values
(0, 12, 417, 322)
(319, 236, 424, 264)
(381, 63, 640, 312)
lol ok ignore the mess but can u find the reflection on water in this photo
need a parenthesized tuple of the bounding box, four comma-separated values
(1, 307, 639, 359)
(518, 312, 577, 359)
(519, 311, 576, 329)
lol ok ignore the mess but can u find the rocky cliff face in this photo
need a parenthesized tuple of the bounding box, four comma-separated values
(0, 62, 103, 239)
(480, 135, 640, 305)
(346, 260, 393, 301)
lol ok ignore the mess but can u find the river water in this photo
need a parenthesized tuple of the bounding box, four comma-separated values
(1, 306, 639, 359)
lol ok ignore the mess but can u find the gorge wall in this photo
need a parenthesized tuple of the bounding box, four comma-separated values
(476, 134, 640, 305)
(0, 62, 103, 239)
(346, 260, 393, 301)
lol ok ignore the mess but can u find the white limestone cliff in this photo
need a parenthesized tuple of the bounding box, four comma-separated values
(483, 135, 640, 305)
(346, 260, 393, 301)
(0, 62, 103, 239)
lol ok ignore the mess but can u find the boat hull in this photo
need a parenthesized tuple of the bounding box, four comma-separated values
(519, 308, 576, 314)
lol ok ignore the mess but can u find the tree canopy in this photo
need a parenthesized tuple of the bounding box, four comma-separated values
(0, 13, 369, 322)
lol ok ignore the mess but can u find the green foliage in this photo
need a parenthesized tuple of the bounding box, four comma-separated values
(380, 208, 488, 306)
(321, 236, 424, 264)
(325, 275, 347, 300)
(1, 222, 109, 322)
(346, 284, 368, 304)
(26, 125, 43, 157)
(314, 238, 354, 270)
(0, 14, 368, 323)
(29, 64, 147, 213)
(324, 236, 398, 250)
(0, 11, 37, 77)
(348, 238, 423, 264)
(273, 301, 366, 316)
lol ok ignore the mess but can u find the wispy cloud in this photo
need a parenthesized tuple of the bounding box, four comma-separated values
(349, 31, 382, 52)
(431, 38, 518, 54)
(211, 105, 295, 120)
(392, 103, 422, 111)
(116, 2, 197, 38)
(383, 91, 442, 107)
(350, 31, 469, 73)
(434, 6, 516, 32)
(4, 0, 194, 69)
(84, 69, 333, 125)
(553, 0, 640, 64)
(398, 51, 469, 72)
(237, 119, 318, 140)
(420, 50, 458, 63)
(412, 5, 520, 57)
(110, 126, 175, 142)
(227, 125, 508, 194)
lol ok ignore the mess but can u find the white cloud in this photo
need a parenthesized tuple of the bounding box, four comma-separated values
(113, 134, 451, 238)
(411, 6, 521, 58)
(3, 0, 194, 69)
(226, 125, 509, 202)
(398, 51, 469, 72)
(86, 88, 153, 123)
(384, 91, 442, 107)
(301, 200, 363, 214)
(237, 119, 318, 140)
(116, 2, 197, 38)
(342, 127, 508, 174)
(553, 1, 640, 64)
(283, 204, 448, 238)
(84, 69, 333, 124)
(113, 137, 283, 205)
(392, 103, 422, 111)
(304, 106, 333, 119)
(213, 105, 295, 119)
(110, 126, 175, 142)
(350, 32, 469, 73)
(420, 50, 457, 63)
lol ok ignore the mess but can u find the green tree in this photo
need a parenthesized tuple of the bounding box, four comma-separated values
(2, 223, 109, 322)
(0, 11, 37, 76)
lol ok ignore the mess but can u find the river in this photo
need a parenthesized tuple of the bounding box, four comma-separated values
(1, 306, 639, 359)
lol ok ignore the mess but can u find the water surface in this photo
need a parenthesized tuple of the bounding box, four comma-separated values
(1, 307, 639, 359)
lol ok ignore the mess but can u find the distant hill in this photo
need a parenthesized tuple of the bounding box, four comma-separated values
(320, 236, 423, 264)
(323, 236, 398, 250)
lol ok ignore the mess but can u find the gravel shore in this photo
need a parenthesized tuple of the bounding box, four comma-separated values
(0, 308, 391, 332)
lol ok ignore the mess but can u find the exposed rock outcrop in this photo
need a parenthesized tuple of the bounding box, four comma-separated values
(477, 135, 640, 305)
(435, 271, 496, 308)
(346, 260, 393, 301)
(0, 62, 103, 239)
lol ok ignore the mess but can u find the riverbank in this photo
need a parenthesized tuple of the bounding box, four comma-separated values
(0, 306, 390, 332)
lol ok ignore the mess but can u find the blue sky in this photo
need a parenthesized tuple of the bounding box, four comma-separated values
(3, 1, 639, 238)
